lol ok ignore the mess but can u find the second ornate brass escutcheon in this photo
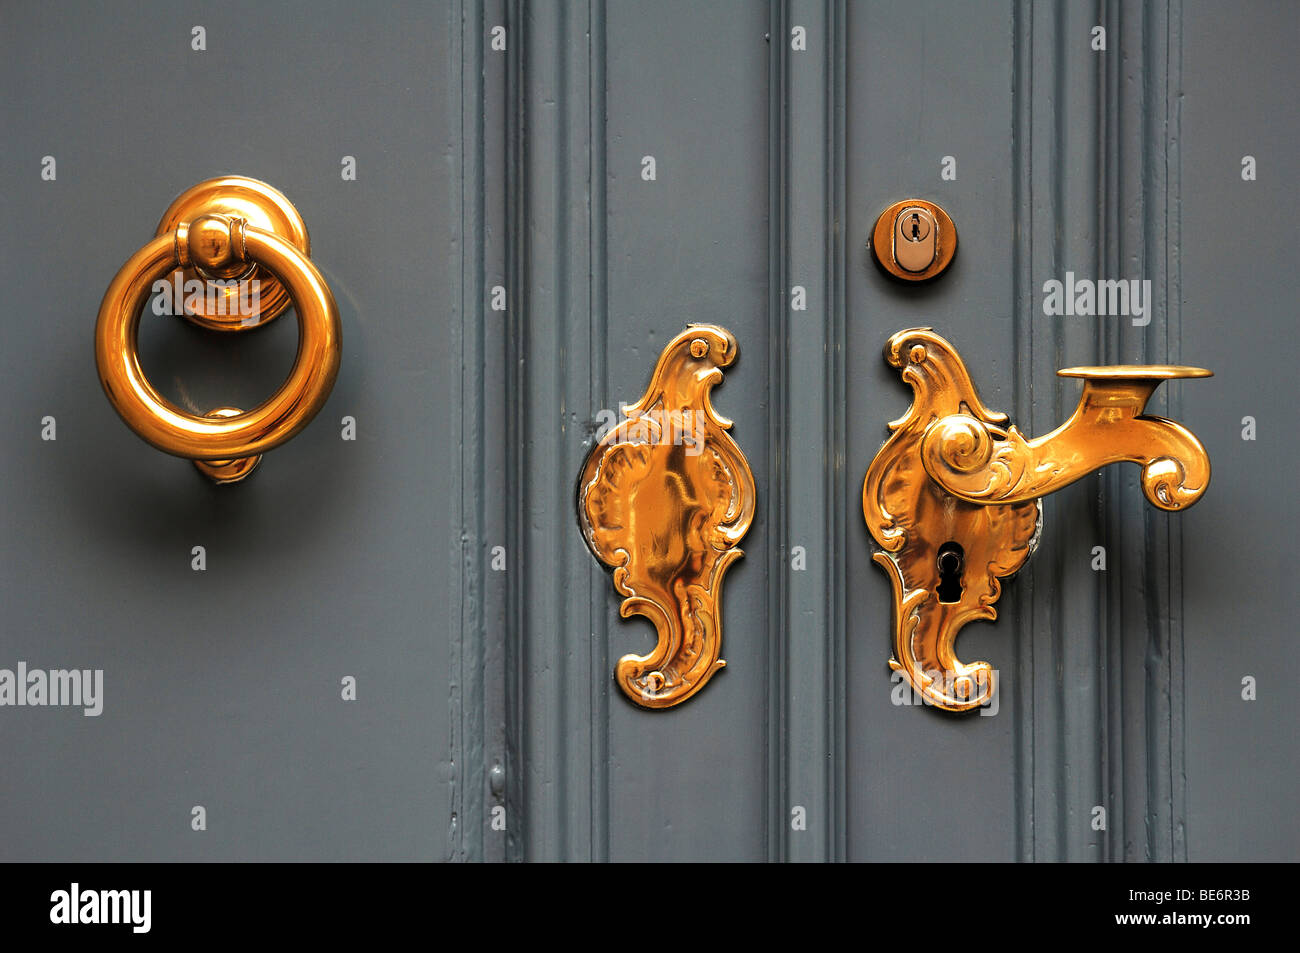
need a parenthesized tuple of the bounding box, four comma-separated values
(577, 325, 755, 709)
(863, 328, 1212, 713)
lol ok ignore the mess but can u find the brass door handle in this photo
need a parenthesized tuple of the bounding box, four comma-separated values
(863, 328, 1211, 713)
(920, 366, 1211, 511)
(94, 176, 341, 483)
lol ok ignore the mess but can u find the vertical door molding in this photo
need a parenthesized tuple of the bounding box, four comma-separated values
(455, 0, 607, 863)
(1013, 0, 1099, 864)
(1012, 0, 1185, 862)
(452, 0, 512, 863)
(502, 0, 611, 862)
(1102, 0, 1188, 864)
(767, 0, 849, 862)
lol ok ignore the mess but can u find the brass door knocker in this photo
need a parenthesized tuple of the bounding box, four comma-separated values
(577, 325, 755, 709)
(94, 176, 341, 483)
(863, 328, 1211, 713)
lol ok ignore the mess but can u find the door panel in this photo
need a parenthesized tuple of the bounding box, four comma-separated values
(1180, 0, 1297, 862)
(0, 1, 454, 860)
(1, 0, 1294, 863)
(483, 0, 1296, 862)
(603, 2, 772, 862)
(844, 0, 1020, 863)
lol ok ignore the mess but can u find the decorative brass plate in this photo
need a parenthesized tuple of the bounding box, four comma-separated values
(577, 325, 755, 709)
(154, 176, 310, 331)
(863, 328, 1211, 713)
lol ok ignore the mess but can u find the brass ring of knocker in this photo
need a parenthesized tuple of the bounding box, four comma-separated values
(95, 179, 341, 484)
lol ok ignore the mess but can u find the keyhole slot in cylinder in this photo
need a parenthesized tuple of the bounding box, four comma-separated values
(936, 541, 965, 604)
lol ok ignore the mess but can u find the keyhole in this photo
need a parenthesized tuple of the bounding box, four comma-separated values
(936, 542, 964, 604)
(897, 207, 932, 244)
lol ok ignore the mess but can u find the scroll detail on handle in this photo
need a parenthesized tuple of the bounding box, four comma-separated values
(578, 324, 755, 709)
(921, 366, 1212, 511)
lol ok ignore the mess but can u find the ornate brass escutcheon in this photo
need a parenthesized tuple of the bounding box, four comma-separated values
(863, 328, 1211, 713)
(577, 325, 755, 709)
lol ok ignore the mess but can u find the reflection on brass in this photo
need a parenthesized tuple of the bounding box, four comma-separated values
(870, 199, 957, 281)
(863, 328, 1211, 713)
(154, 177, 310, 331)
(578, 325, 755, 709)
(923, 365, 1212, 510)
(95, 176, 340, 484)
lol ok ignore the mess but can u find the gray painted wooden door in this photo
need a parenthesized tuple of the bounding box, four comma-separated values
(1, 0, 1294, 862)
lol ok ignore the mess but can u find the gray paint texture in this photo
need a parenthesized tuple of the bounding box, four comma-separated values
(1, 1, 455, 860)
(1, 0, 1295, 863)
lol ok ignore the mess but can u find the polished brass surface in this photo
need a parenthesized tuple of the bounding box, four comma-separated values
(577, 325, 755, 709)
(95, 178, 340, 484)
(864, 328, 1211, 713)
(870, 199, 957, 281)
(892, 206, 937, 272)
(192, 407, 263, 484)
(923, 365, 1212, 511)
(154, 176, 310, 331)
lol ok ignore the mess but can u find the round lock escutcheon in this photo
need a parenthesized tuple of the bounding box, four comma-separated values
(870, 198, 957, 282)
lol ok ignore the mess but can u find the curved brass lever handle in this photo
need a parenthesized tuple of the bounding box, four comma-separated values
(577, 325, 755, 709)
(94, 177, 341, 483)
(864, 328, 1211, 713)
(921, 365, 1211, 511)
